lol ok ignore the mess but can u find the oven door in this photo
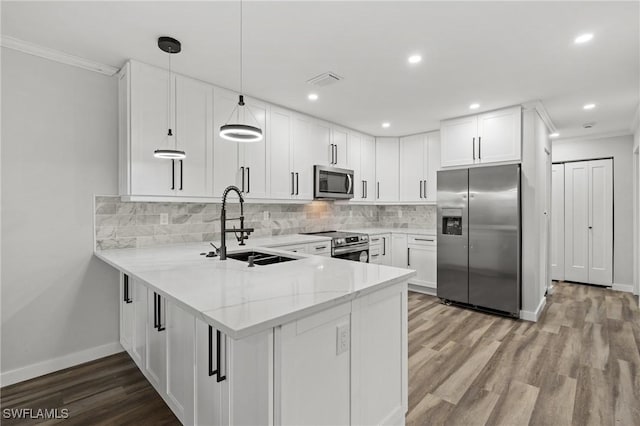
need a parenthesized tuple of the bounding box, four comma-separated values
(314, 166, 354, 199)
(332, 245, 369, 263)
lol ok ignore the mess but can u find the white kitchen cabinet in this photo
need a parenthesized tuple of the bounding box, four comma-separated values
(407, 235, 437, 290)
(275, 243, 309, 254)
(331, 126, 349, 168)
(146, 289, 167, 391)
(351, 283, 407, 425)
(131, 278, 147, 369)
(375, 138, 400, 202)
(120, 274, 134, 352)
(278, 303, 352, 425)
(306, 241, 331, 257)
(425, 132, 440, 202)
(348, 132, 364, 201)
(310, 120, 332, 168)
(399, 131, 440, 202)
(195, 320, 229, 426)
(391, 233, 408, 268)
(238, 98, 268, 199)
(348, 132, 376, 202)
(120, 61, 213, 199)
(213, 88, 241, 196)
(369, 233, 391, 266)
(440, 106, 521, 168)
(292, 114, 315, 200)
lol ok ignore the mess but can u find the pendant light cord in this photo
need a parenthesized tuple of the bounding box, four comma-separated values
(240, 0, 243, 95)
(167, 48, 172, 136)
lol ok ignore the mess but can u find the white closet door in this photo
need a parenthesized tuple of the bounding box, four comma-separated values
(587, 159, 613, 285)
(564, 162, 589, 283)
(551, 164, 565, 281)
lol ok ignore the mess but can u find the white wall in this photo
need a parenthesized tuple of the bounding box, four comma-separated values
(552, 134, 634, 287)
(1, 48, 120, 384)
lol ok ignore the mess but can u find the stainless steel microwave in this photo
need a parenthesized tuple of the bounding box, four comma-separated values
(314, 165, 354, 199)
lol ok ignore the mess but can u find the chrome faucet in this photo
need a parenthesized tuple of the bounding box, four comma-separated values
(219, 185, 254, 260)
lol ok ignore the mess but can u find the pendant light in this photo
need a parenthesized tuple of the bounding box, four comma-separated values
(219, 0, 263, 143)
(154, 36, 186, 159)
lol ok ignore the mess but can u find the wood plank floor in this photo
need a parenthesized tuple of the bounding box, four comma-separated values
(1, 281, 638, 425)
(407, 282, 640, 426)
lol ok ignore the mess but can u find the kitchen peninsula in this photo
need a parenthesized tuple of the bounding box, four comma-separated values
(95, 235, 414, 425)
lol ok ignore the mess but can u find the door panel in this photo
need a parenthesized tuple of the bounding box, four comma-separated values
(551, 164, 565, 281)
(375, 138, 400, 202)
(468, 165, 520, 314)
(360, 136, 376, 201)
(292, 115, 314, 200)
(425, 132, 440, 202)
(213, 88, 240, 195)
(269, 107, 293, 199)
(399, 134, 425, 202)
(437, 169, 469, 303)
(166, 302, 195, 425)
(476, 107, 522, 164)
(239, 99, 268, 198)
(588, 159, 613, 285)
(440, 116, 476, 167)
(564, 162, 589, 283)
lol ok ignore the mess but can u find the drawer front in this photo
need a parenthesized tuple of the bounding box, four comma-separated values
(308, 242, 331, 256)
(408, 235, 436, 246)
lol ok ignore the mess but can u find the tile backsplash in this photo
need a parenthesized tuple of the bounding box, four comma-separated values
(94, 196, 436, 250)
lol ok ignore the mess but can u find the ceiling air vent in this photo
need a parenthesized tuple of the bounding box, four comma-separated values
(307, 72, 343, 87)
(583, 122, 596, 129)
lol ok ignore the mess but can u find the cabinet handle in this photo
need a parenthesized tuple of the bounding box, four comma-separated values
(295, 172, 299, 195)
(179, 160, 183, 191)
(241, 166, 245, 192)
(414, 238, 435, 242)
(382, 237, 386, 256)
(371, 254, 379, 257)
(315, 245, 327, 250)
(472, 137, 476, 161)
(155, 293, 165, 332)
(419, 180, 423, 199)
(362, 180, 366, 198)
(123, 274, 132, 304)
(208, 325, 217, 377)
(216, 329, 226, 382)
(423, 180, 427, 199)
(407, 247, 411, 267)
(377, 182, 380, 199)
(171, 160, 175, 190)
(334, 144, 338, 164)
(365, 181, 368, 199)
(153, 292, 158, 329)
(246, 167, 250, 194)
(291, 172, 295, 195)
(478, 136, 481, 160)
(329, 144, 334, 164)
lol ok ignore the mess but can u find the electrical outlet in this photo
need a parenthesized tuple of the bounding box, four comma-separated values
(398, 210, 403, 218)
(160, 213, 169, 225)
(336, 323, 350, 355)
(349, 210, 353, 218)
(263, 211, 270, 220)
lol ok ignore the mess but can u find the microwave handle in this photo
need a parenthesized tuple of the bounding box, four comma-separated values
(346, 174, 353, 195)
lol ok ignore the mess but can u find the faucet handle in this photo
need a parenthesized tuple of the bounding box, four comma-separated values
(210, 242, 220, 254)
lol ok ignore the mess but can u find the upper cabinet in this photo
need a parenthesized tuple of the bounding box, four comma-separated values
(331, 126, 349, 168)
(440, 106, 521, 168)
(348, 132, 376, 202)
(399, 131, 439, 203)
(375, 138, 400, 202)
(120, 61, 214, 199)
(237, 97, 268, 199)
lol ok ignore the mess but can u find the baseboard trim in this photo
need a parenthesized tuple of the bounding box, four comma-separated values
(520, 296, 546, 322)
(0, 342, 123, 387)
(611, 283, 635, 294)
(408, 284, 437, 296)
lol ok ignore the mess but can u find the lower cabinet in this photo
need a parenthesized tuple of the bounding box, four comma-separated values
(392, 234, 408, 268)
(407, 235, 437, 291)
(272, 242, 331, 257)
(119, 273, 407, 426)
(369, 233, 391, 265)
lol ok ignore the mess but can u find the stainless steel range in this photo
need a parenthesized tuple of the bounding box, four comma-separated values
(301, 231, 369, 262)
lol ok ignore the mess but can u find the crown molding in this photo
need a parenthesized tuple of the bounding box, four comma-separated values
(553, 129, 633, 143)
(0, 35, 119, 76)
(521, 100, 557, 133)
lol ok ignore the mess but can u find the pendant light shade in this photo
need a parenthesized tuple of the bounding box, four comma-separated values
(219, 0, 263, 143)
(155, 36, 186, 159)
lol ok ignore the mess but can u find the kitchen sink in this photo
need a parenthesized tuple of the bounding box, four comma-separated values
(226, 250, 298, 266)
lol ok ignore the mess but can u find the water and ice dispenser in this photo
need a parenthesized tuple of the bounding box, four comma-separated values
(441, 208, 463, 235)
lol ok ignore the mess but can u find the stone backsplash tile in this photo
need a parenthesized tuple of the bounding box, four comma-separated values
(95, 196, 436, 249)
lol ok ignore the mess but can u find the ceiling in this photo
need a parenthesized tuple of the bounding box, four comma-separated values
(2, 1, 639, 139)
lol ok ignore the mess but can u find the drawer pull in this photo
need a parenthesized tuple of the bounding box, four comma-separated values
(315, 245, 327, 250)
(414, 238, 435, 242)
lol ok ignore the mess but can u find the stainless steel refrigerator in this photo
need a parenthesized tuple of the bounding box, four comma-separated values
(437, 164, 521, 317)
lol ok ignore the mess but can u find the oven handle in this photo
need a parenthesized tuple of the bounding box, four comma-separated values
(333, 244, 369, 255)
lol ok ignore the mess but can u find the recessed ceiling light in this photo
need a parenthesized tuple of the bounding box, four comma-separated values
(308, 93, 319, 101)
(408, 54, 422, 64)
(382, 122, 391, 128)
(469, 103, 480, 110)
(549, 132, 559, 138)
(583, 103, 596, 110)
(574, 33, 594, 44)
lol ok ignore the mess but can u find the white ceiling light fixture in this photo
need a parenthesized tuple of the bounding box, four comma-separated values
(408, 54, 422, 64)
(549, 132, 560, 138)
(574, 33, 594, 44)
(583, 103, 596, 110)
(469, 103, 480, 110)
(219, 0, 263, 143)
(308, 93, 319, 101)
(154, 36, 186, 160)
(382, 122, 391, 128)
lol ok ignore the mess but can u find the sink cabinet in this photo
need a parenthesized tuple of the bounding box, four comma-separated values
(118, 272, 407, 425)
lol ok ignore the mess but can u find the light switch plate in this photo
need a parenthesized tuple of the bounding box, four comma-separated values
(160, 213, 169, 225)
(263, 211, 270, 220)
(336, 323, 350, 355)
(398, 210, 403, 218)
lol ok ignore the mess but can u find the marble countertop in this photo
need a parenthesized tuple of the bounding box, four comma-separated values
(95, 235, 414, 340)
(342, 227, 437, 237)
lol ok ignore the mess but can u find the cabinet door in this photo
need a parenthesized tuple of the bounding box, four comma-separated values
(351, 283, 407, 426)
(425, 131, 440, 202)
(587, 159, 613, 285)
(440, 115, 476, 168)
(369, 243, 382, 264)
(310, 120, 332, 167)
(239, 98, 268, 198)
(360, 136, 376, 201)
(213, 88, 240, 196)
(332, 127, 348, 168)
(175, 75, 213, 197)
(278, 244, 309, 254)
(195, 320, 229, 426)
(166, 301, 195, 425)
(408, 243, 437, 289)
(391, 234, 408, 268)
(146, 290, 167, 391)
(348, 132, 364, 201)
(564, 162, 590, 283)
(375, 138, 400, 202)
(269, 107, 294, 199)
(120, 275, 134, 352)
(307, 241, 331, 257)
(130, 61, 175, 196)
(477, 106, 521, 164)
(292, 115, 314, 200)
(278, 303, 351, 426)
(370, 234, 391, 266)
(131, 278, 147, 369)
(399, 134, 425, 202)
